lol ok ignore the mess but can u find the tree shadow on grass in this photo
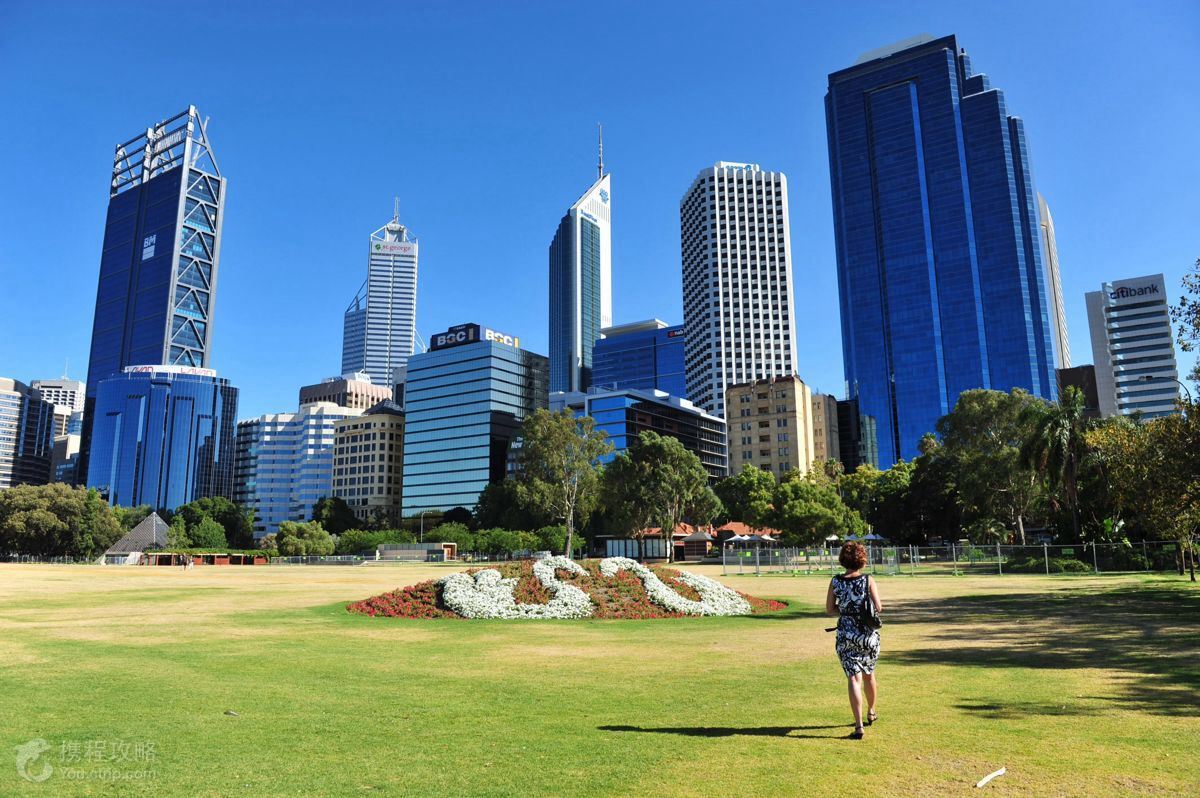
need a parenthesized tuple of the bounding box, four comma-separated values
(885, 584, 1200, 717)
(599, 724, 853, 740)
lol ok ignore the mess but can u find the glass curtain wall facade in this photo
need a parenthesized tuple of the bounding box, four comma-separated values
(552, 388, 727, 480)
(402, 335, 548, 514)
(549, 173, 612, 393)
(86, 366, 238, 510)
(591, 320, 686, 397)
(81, 107, 226, 483)
(234, 403, 363, 537)
(0, 378, 56, 488)
(340, 212, 419, 386)
(826, 36, 1057, 464)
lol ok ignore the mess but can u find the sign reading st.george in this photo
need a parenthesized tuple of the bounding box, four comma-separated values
(371, 240, 416, 256)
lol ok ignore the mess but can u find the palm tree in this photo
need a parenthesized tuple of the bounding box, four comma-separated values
(1021, 387, 1091, 539)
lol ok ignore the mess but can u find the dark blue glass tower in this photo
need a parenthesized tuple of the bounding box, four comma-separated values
(80, 107, 226, 484)
(826, 35, 1057, 465)
(591, 320, 687, 397)
(87, 367, 238, 511)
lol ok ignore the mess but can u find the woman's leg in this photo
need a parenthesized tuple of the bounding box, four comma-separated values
(847, 673, 863, 729)
(863, 672, 877, 715)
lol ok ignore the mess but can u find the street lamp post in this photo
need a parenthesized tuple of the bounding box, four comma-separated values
(419, 510, 431, 543)
(1138, 374, 1194, 405)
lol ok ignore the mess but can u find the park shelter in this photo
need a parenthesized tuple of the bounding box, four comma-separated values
(103, 513, 169, 565)
(681, 530, 715, 561)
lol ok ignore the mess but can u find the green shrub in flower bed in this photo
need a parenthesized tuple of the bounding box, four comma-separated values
(1005, 555, 1092, 574)
(347, 559, 787, 620)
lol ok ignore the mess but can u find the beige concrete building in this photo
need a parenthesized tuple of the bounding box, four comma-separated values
(725, 375, 815, 477)
(299, 372, 392, 411)
(811, 394, 841, 465)
(332, 400, 405, 525)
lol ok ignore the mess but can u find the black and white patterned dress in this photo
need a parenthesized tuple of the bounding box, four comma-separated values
(832, 574, 880, 677)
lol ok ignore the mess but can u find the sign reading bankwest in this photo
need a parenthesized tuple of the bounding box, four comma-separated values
(430, 323, 520, 352)
(370, 239, 417, 257)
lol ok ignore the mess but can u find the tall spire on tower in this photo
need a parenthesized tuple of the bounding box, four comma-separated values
(597, 123, 604, 179)
(393, 196, 400, 223)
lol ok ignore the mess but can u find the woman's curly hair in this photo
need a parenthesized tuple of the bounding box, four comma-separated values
(839, 541, 868, 571)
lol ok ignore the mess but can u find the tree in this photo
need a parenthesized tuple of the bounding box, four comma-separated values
(766, 475, 865, 546)
(601, 452, 657, 559)
(518, 408, 613, 559)
(474, 479, 551, 531)
(276, 521, 334, 556)
(167, 515, 191, 548)
(1021, 386, 1092, 540)
(113, 505, 154, 533)
(1170, 257, 1200, 385)
(175, 497, 254, 548)
(600, 431, 710, 562)
(0, 484, 122, 558)
(426, 522, 474, 551)
(713, 465, 776, 527)
(310, 496, 359, 536)
(189, 516, 228, 549)
(687, 486, 724, 529)
(334, 528, 415, 555)
(441, 507, 475, 528)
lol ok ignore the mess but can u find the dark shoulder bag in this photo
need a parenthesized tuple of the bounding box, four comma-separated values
(857, 575, 882, 630)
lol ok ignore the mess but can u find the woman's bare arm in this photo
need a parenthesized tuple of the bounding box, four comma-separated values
(869, 576, 883, 613)
(826, 581, 838, 616)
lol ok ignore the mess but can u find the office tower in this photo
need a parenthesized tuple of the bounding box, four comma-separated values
(591, 320, 686, 397)
(837, 398, 880, 472)
(1038, 194, 1070, 368)
(725, 376, 814, 477)
(86, 366, 238, 510)
(81, 107, 226, 483)
(826, 35, 1058, 464)
(0, 378, 56, 488)
(551, 388, 727, 479)
(680, 162, 798, 418)
(332, 400, 405, 525)
(549, 137, 612, 393)
(811, 394, 841, 464)
(402, 323, 548, 515)
(31, 378, 85, 437)
(234, 402, 363, 537)
(1085, 273, 1181, 418)
(1057, 365, 1100, 420)
(341, 204, 419, 386)
(298, 373, 393, 411)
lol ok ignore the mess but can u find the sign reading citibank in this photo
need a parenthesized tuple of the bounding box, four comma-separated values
(430, 323, 521, 352)
(370, 239, 417, 257)
(1107, 283, 1160, 301)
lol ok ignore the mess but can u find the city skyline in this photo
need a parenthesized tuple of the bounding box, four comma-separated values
(1, 2, 1197, 423)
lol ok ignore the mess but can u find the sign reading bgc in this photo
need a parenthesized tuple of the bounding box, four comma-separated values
(430, 323, 521, 352)
(370, 240, 417, 257)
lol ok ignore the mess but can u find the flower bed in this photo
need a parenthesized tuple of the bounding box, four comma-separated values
(347, 558, 787, 620)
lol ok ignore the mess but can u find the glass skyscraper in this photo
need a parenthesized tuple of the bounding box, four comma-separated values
(549, 170, 612, 394)
(591, 320, 686, 397)
(826, 35, 1057, 465)
(0, 378, 56, 488)
(86, 366, 238, 511)
(81, 107, 226, 483)
(341, 207, 419, 387)
(402, 324, 549, 514)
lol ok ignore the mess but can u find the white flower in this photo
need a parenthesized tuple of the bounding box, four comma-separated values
(439, 557, 594, 620)
(599, 557, 752, 616)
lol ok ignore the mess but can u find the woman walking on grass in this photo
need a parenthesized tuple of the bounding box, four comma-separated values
(826, 541, 882, 739)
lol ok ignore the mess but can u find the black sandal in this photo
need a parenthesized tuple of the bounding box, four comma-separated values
(867, 710, 878, 725)
(849, 726, 865, 739)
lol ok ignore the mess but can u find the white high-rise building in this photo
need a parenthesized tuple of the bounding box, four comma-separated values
(549, 163, 612, 394)
(680, 162, 798, 418)
(31, 378, 85, 437)
(1085, 273, 1181, 419)
(341, 205, 419, 387)
(1038, 194, 1070, 369)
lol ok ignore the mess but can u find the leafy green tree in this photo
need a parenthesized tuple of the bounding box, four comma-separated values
(601, 451, 657, 559)
(1021, 386, 1092, 540)
(189, 516, 228, 549)
(334, 528, 416, 555)
(1170, 257, 1200, 385)
(167, 515, 191, 548)
(0, 484, 122, 558)
(441, 507, 475, 529)
(474, 479, 551, 530)
(426, 522, 474, 551)
(766, 475, 865, 546)
(519, 408, 613, 559)
(175, 497, 254, 548)
(276, 521, 334, 556)
(310, 496, 359, 536)
(113, 504, 154, 533)
(687, 486, 724, 529)
(713, 465, 776, 527)
(257, 533, 278, 552)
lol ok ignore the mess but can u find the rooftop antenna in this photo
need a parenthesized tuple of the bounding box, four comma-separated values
(393, 196, 400, 223)
(62, 358, 69, 380)
(597, 122, 604, 179)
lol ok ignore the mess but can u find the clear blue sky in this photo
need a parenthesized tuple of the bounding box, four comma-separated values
(1, 0, 1197, 418)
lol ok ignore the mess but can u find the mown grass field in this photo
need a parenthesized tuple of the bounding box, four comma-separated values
(0, 563, 1197, 797)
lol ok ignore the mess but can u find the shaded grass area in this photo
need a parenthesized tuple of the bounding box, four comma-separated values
(0, 566, 1197, 796)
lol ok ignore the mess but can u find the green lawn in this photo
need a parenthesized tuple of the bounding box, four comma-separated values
(0, 564, 1197, 796)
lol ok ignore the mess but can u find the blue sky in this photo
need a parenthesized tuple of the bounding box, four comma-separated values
(1, 0, 1197, 418)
